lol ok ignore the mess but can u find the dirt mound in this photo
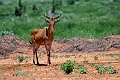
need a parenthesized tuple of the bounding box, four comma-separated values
(55, 35, 120, 53)
(0, 34, 27, 57)
(0, 35, 120, 57)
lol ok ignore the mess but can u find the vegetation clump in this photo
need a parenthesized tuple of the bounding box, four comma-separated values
(17, 55, 27, 64)
(75, 65, 88, 74)
(95, 64, 117, 74)
(13, 72, 27, 76)
(60, 60, 75, 74)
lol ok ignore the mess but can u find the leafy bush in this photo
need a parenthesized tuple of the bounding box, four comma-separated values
(60, 60, 75, 74)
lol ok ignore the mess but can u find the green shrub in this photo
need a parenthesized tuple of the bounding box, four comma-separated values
(60, 60, 75, 74)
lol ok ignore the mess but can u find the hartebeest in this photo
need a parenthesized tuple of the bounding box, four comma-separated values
(30, 13, 60, 65)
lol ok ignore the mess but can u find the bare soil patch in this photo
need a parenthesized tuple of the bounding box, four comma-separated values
(0, 34, 120, 80)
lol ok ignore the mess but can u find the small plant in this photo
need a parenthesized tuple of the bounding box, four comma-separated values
(89, 62, 95, 67)
(95, 64, 117, 74)
(59, 55, 64, 58)
(54, 72, 58, 75)
(105, 53, 115, 57)
(94, 56, 98, 60)
(95, 64, 107, 74)
(13, 72, 27, 76)
(64, 54, 70, 58)
(3, 53, 10, 59)
(0, 68, 2, 71)
(72, 78, 79, 80)
(54, 67, 59, 70)
(52, 55, 58, 58)
(60, 60, 75, 74)
(0, 73, 4, 76)
(83, 56, 88, 64)
(105, 66, 117, 74)
(75, 65, 88, 74)
(16, 66, 22, 70)
(78, 54, 82, 57)
(108, 62, 111, 64)
(3, 64, 7, 67)
(17, 55, 27, 64)
(116, 58, 120, 62)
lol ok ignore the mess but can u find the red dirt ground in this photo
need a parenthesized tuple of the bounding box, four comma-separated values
(0, 35, 120, 80)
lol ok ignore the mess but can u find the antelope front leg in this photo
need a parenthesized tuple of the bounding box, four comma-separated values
(45, 43, 51, 66)
(47, 44, 52, 65)
(32, 43, 37, 64)
(47, 50, 51, 65)
(35, 44, 40, 65)
(33, 48, 35, 64)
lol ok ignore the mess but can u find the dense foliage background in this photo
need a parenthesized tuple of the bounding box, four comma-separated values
(0, 0, 120, 41)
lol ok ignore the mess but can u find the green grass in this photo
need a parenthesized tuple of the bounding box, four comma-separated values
(0, 0, 120, 41)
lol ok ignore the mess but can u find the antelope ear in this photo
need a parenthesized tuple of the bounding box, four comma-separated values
(55, 19, 60, 23)
(45, 19, 49, 23)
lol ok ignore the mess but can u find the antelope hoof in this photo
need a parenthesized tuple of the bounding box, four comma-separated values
(33, 61, 35, 64)
(47, 62, 51, 66)
(37, 62, 39, 65)
(47, 64, 50, 66)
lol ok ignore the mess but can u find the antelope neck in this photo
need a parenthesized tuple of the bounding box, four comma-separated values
(48, 25, 54, 36)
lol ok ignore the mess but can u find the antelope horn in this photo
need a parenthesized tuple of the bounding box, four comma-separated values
(54, 13, 60, 19)
(44, 13, 51, 19)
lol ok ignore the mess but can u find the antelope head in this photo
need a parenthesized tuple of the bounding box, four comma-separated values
(45, 13, 60, 34)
